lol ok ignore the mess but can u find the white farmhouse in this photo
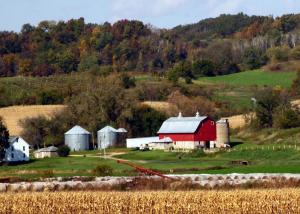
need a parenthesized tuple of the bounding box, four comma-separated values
(4, 137, 30, 162)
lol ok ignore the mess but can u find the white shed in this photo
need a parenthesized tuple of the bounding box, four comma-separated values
(34, 146, 58, 159)
(4, 137, 30, 162)
(126, 136, 160, 148)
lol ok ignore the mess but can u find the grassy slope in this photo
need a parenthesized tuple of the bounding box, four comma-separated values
(194, 70, 297, 111)
(195, 70, 296, 87)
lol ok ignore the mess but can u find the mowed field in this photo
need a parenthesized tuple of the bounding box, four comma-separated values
(195, 69, 297, 87)
(1, 189, 300, 213)
(0, 105, 65, 135)
(195, 69, 297, 111)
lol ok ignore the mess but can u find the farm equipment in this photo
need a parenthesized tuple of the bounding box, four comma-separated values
(116, 159, 174, 180)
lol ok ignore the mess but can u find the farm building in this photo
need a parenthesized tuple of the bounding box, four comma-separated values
(34, 146, 58, 159)
(97, 126, 117, 149)
(158, 112, 217, 149)
(4, 137, 29, 162)
(126, 136, 159, 148)
(126, 136, 173, 150)
(126, 112, 230, 150)
(116, 128, 127, 147)
(97, 126, 127, 149)
(65, 125, 90, 151)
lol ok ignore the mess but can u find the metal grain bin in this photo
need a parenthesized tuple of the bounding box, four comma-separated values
(65, 125, 90, 151)
(116, 128, 128, 147)
(216, 119, 230, 148)
(97, 126, 118, 149)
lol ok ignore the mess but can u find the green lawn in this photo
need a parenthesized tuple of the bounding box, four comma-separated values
(1, 141, 300, 180)
(195, 70, 297, 88)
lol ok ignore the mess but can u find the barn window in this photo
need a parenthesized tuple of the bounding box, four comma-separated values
(23, 146, 25, 151)
(23, 154, 25, 158)
(211, 121, 215, 125)
(11, 153, 14, 159)
(11, 147, 14, 151)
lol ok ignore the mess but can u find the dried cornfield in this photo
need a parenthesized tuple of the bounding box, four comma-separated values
(0, 189, 299, 213)
(0, 105, 65, 135)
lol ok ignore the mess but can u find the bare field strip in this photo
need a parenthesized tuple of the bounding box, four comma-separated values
(0, 189, 299, 213)
(0, 105, 65, 135)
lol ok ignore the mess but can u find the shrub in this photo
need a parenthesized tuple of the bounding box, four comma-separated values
(266, 46, 290, 63)
(273, 106, 300, 129)
(92, 164, 113, 176)
(57, 145, 70, 157)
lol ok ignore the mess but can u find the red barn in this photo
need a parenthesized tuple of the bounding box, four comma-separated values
(157, 113, 216, 149)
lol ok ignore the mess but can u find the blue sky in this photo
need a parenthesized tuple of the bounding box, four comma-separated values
(1, 0, 300, 31)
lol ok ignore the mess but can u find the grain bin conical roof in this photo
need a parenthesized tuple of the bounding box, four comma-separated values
(117, 128, 127, 133)
(65, 125, 90, 135)
(98, 126, 118, 133)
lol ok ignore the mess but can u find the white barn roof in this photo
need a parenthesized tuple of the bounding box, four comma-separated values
(157, 116, 207, 134)
(98, 126, 118, 133)
(65, 125, 90, 135)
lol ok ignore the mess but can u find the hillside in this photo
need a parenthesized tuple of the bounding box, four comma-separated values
(0, 105, 65, 135)
(0, 13, 300, 78)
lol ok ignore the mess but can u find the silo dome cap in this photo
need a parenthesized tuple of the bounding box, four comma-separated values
(117, 128, 127, 133)
(98, 126, 118, 132)
(65, 125, 90, 135)
(217, 119, 229, 123)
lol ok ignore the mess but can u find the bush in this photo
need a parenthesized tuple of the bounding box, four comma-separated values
(57, 145, 70, 157)
(267, 46, 290, 63)
(273, 106, 300, 129)
(37, 90, 64, 104)
(192, 60, 215, 77)
(92, 164, 113, 176)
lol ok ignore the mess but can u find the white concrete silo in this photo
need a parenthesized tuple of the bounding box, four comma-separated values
(216, 119, 230, 148)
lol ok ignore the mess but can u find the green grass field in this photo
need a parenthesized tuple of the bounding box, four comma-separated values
(194, 70, 297, 111)
(195, 70, 297, 88)
(2, 140, 300, 180)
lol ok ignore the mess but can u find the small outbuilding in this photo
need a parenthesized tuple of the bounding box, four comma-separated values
(4, 137, 30, 162)
(65, 125, 90, 151)
(34, 146, 58, 159)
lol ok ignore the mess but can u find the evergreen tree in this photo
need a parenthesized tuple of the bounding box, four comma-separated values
(0, 117, 9, 161)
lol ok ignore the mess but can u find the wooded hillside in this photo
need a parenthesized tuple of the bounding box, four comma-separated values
(1, 13, 300, 77)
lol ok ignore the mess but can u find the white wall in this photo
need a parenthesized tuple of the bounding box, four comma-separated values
(173, 141, 199, 150)
(126, 137, 159, 148)
(5, 137, 30, 162)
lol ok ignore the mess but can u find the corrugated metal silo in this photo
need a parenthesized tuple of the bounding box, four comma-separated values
(64, 125, 90, 151)
(116, 128, 127, 147)
(216, 119, 230, 147)
(97, 126, 118, 149)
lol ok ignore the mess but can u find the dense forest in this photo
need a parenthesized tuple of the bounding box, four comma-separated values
(1, 13, 300, 77)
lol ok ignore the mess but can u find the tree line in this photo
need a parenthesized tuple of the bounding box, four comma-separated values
(1, 13, 300, 77)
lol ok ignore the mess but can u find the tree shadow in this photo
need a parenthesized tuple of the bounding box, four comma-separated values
(229, 141, 243, 148)
(1, 159, 36, 166)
